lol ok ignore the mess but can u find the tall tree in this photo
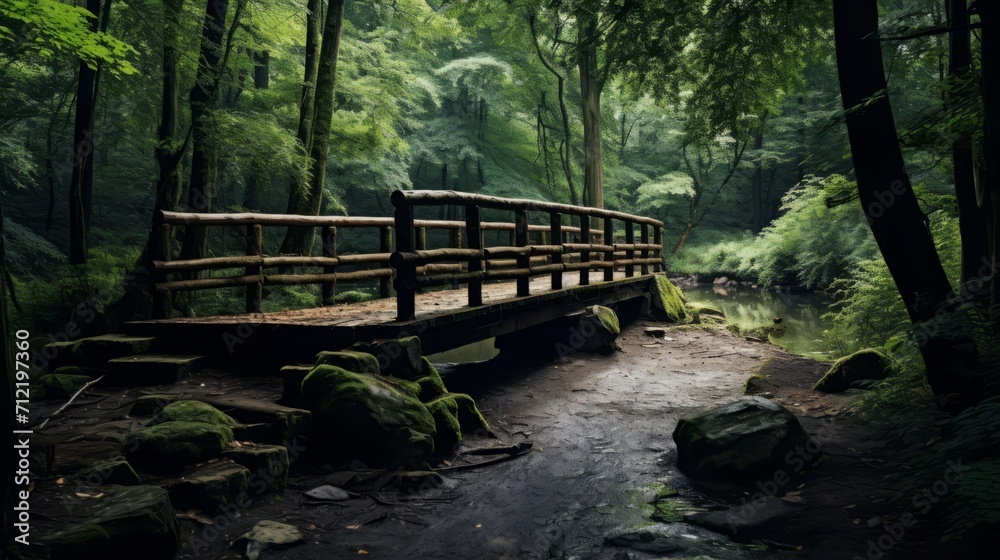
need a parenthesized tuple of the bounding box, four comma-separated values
(833, 0, 981, 408)
(68, 0, 106, 264)
(280, 0, 346, 256)
(180, 0, 245, 261)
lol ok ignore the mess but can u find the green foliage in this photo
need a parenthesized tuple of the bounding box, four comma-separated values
(0, 0, 138, 74)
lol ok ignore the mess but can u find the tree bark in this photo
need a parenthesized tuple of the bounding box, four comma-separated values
(280, 0, 346, 256)
(578, 14, 603, 209)
(751, 128, 764, 232)
(144, 0, 186, 272)
(972, 1, 1000, 309)
(834, 0, 980, 407)
(68, 0, 102, 264)
(947, 0, 989, 293)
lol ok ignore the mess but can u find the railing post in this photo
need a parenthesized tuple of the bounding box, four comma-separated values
(321, 226, 337, 305)
(640, 223, 649, 275)
(653, 225, 663, 272)
(580, 216, 590, 286)
(416, 226, 427, 251)
(246, 224, 263, 313)
(550, 212, 562, 290)
(466, 204, 483, 307)
(624, 220, 634, 278)
(515, 208, 529, 297)
(380, 225, 393, 298)
(154, 221, 172, 318)
(394, 202, 416, 321)
(605, 217, 615, 281)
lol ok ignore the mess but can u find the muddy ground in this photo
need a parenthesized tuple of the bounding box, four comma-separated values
(27, 320, 969, 560)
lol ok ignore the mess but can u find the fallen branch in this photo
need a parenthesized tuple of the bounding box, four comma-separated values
(37, 375, 106, 430)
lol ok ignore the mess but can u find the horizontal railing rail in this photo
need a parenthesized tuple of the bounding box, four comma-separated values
(390, 190, 664, 321)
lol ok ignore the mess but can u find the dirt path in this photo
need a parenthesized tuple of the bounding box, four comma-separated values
(28, 320, 953, 559)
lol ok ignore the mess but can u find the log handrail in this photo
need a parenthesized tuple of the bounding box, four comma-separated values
(390, 189, 664, 320)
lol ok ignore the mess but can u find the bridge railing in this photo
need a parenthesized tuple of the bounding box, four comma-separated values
(391, 190, 663, 321)
(152, 208, 590, 317)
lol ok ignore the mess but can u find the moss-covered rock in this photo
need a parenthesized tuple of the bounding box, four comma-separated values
(415, 358, 448, 401)
(577, 305, 621, 353)
(125, 421, 234, 474)
(354, 336, 423, 379)
(814, 348, 895, 393)
(426, 395, 462, 454)
(43, 334, 156, 370)
(34, 372, 93, 399)
(152, 400, 237, 428)
(314, 350, 381, 375)
(650, 276, 690, 323)
(222, 444, 289, 492)
(40, 485, 179, 560)
(742, 374, 774, 395)
(687, 302, 725, 325)
(300, 364, 436, 468)
(129, 394, 180, 416)
(163, 459, 250, 513)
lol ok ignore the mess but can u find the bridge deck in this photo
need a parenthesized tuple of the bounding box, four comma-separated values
(125, 271, 659, 370)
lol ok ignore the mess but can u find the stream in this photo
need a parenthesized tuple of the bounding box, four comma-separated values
(683, 282, 838, 361)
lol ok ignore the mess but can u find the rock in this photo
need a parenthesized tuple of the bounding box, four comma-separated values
(713, 276, 730, 285)
(314, 350, 381, 374)
(201, 395, 311, 445)
(222, 444, 289, 492)
(643, 327, 669, 338)
(125, 421, 234, 474)
(162, 459, 250, 513)
(34, 371, 93, 399)
(770, 317, 787, 338)
(106, 354, 205, 385)
(742, 374, 774, 395)
(152, 400, 237, 428)
(672, 396, 819, 483)
(576, 305, 620, 353)
(304, 484, 350, 501)
(605, 531, 684, 553)
(425, 395, 462, 454)
(300, 364, 437, 468)
(685, 496, 802, 541)
(236, 520, 305, 560)
(814, 348, 894, 393)
(129, 394, 181, 416)
(279, 365, 312, 406)
(42, 334, 157, 370)
(74, 459, 141, 486)
(415, 358, 448, 401)
(650, 276, 690, 324)
(353, 336, 424, 379)
(40, 485, 179, 560)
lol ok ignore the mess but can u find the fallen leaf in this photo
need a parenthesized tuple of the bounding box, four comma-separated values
(56, 478, 65, 485)
(475, 523, 482, 528)
(346, 524, 362, 530)
(357, 550, 369, 555)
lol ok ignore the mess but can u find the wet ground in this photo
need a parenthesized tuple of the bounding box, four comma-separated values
(28, 320, 962, 560)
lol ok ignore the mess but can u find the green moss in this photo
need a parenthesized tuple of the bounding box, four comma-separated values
(426, 395, 462, 454)
(34, 372, 92, 398)
(125, 421, 234, 473)
(414, 358, 448, 401)
(333, 290, 374, 304)
(650, 276, 690, 323)
(814, 348, 894, 392)
(152, 400, 237, 428)
(314, 350, 381, 375)
(651, 498, 684, 522)
(742, 374, 771, 395)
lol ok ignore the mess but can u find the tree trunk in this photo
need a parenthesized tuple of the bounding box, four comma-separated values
(751, 128, 764, 232)
(974, 1, 1000, 309)
(69, 0, 102, 264)
(833, 0, 980, 407)
(180, 0, 233, 261)
(143, 0, 186, 272)
(947, 0, 989, 293)
(280, 0, 346, 256)
(253, 50, 269, 89)
(578, 14, 603, 209)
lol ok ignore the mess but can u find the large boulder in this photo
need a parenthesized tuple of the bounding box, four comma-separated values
(162, 459, 250, 513)
(353, 336, 423, 379)
(650, 276, 690, 323)
(814, 348, 895, 393)
(576, 305, 620, 353)
(40, 485, 179, 560)
(672, 397, 819, 483)
(300, 364, 437, 468)
(124, 421, 234, 474)
(314, 350, 381, 375)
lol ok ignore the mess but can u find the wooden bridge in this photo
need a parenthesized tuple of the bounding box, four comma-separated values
(125, 191, 666, 368)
